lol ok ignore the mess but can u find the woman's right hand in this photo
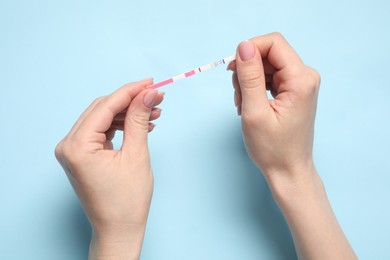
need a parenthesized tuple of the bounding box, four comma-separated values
(55, 79, 164, 260)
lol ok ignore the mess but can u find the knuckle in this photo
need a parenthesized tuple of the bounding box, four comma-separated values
(54, 140, 64, 161)
(297, 66, 321, 97)
(61, 140, 74, 161)
(239, 70, 264, 89)
(270, 31, 285, 41)
(61, 138, 84, 165)
(92, 96, 105, 105)
(129, 113, 149, 130)
(307, 66, 321, 88)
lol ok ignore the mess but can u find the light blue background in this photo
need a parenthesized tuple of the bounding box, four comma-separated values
(1, 0, 389, 259)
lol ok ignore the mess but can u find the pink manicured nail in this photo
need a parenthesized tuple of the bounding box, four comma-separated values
(238, 40, 255, 61)
(226, 61, 235, 71)
(144, 90, 158, 108)
(148, 122, 156, 132)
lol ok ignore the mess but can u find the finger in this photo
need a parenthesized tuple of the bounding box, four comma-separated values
(232, 72, 242, 108)
(230, 58, 276, 95)
(113, 107, 162, 124)
(265, 74, 273, 91)
(234, 71, 273, 104)
(250, 32, 303, 72)
(153, 92, 165, 107)
(263, 59, 276, 75)
(227, 60, 236, 71)
(68, 96, 105, 137)
(77, 78, 153, 135)
(116, 90, 163, 115)
(110, 121, 159, 133)
(150, 108, 162, 121)
(105, 128, 117, 141)
(116, 92, 164, 116)
(122, 89, 160, 152)
(232, 71, 240, 92)
(252, 33, 318, 98)
(55, 96, 105, 165)
(148, 123, 156, 133)
(236, 40, 271, 117)
(228, 59, 275, 74)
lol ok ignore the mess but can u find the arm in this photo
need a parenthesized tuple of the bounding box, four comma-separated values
(55, 78, 165, 259)
(229, 33, 356, 259)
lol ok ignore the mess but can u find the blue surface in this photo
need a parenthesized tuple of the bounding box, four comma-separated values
(1, 0, 389, 259)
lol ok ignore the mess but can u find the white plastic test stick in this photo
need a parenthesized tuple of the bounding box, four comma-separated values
(147, 55, 236, 89)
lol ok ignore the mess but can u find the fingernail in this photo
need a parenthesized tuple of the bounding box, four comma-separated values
(144, 90, 158, 108)
(148, 122, 156, 132)
(237, 105, 242, 116)
(226, 61, 234, 71)
(238, 40, 255, 61)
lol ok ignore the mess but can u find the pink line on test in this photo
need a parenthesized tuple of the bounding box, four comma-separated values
(184, 70, 196, 77)
(148, 78, 174, 89)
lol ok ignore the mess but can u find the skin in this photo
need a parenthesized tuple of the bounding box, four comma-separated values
(229, 33, 357, 259)
(55, 78, 165, 259)
(55, 33, 357, 259)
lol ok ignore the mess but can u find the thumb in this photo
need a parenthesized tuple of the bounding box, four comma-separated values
(236, 40, 270, 117)
(122, 89, 157, 151)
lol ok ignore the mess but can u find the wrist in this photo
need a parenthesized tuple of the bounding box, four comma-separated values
(262, 160, 319, 203)
(89, 224, 147, 260)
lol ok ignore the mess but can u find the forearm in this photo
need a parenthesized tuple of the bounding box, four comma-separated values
(266, 165, 357, 260)
(89, 224, 146, 260)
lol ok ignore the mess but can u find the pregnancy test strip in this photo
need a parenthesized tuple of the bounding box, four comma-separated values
(147, 54, 236, 89)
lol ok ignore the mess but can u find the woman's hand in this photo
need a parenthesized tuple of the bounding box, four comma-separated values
(229, 33, 356, 259)
(229, 32, 320, 185)
(55, 78, 164, 260)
